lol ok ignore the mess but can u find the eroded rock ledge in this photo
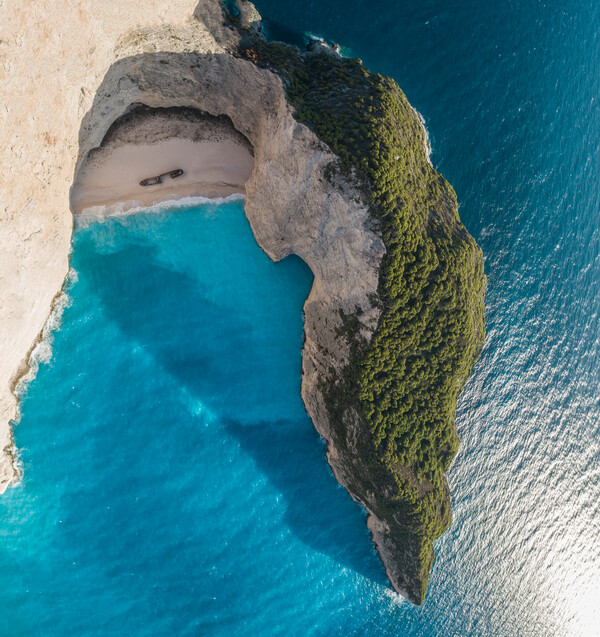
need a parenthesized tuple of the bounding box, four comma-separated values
(0, 0, 485, 604)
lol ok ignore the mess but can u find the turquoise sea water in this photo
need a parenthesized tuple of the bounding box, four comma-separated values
(3, 1, 600, 635)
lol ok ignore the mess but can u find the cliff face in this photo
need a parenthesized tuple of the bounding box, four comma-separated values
(0, 0, 484, 604)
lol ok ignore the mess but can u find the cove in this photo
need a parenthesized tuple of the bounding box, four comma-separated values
(0, 200, 394, 635)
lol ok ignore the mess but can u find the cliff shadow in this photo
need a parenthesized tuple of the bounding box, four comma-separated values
(223, 415, 389, 586)
(74, 229, 387, 588)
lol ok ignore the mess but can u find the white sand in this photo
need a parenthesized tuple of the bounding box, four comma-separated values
(71, 137, 254, 214)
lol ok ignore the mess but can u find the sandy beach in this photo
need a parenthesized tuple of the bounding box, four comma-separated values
(71, 107, 255, 214)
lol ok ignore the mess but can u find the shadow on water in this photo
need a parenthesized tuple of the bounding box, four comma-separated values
(223, 416, 388, 586)
(78, 242, 254, 401)
(75, 231, 388, 587)
(261, 20, 308, 48)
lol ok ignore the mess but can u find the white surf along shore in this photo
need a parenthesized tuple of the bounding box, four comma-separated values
(71, 106, 255, 215)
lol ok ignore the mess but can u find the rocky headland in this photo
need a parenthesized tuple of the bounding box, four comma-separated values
(0, 0, 485, 604)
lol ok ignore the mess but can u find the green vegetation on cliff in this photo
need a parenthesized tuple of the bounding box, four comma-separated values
(236, 30, 485, 603)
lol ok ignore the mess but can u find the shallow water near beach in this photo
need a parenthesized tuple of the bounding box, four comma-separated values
(3, 0, 600, 635)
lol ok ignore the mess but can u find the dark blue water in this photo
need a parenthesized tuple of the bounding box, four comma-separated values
(3, 1, 600, 634)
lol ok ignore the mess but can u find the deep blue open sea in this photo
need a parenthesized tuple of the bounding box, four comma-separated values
(2, 1, 600, 635)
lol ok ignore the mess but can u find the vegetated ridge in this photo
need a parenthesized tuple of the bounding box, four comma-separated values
(234, 14, 486, 604)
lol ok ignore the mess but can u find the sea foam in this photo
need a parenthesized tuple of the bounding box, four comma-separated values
(75, 193, 246, 227)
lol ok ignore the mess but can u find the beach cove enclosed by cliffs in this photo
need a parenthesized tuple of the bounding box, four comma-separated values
(2, 0, 600, 634)
(71, 107, 255, 214)
(1, 0, 485, 614)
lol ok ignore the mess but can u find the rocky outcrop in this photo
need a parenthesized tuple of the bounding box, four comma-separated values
(236, 0, 262, 34)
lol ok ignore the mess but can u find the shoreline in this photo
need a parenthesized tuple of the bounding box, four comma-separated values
(5, 273, 76, 489)
(75, 192, 247, 222)
(71, 138, 254, 214)
(71, 107, 254, 215)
